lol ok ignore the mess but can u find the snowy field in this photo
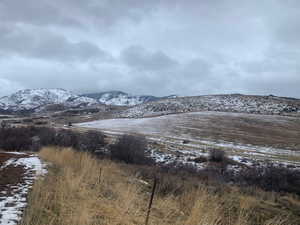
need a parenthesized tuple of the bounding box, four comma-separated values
(0, 152, 47, 225)
(76, 111, 300, 168)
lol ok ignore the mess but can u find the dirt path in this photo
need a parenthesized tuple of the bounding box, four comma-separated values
(0, 152, 46, 225)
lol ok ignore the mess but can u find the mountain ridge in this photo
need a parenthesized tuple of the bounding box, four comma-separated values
(0, 88, 98, 113)
(81, 91, 178, 106)
(120, 94, 300, 118)
(0, 89, 299, 116)
(0, 89, 176, 113)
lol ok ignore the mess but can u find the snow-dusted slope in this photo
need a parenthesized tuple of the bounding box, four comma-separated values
(82, 91, 172, 106)
(120, 94, 300, 118)
(0, 89, 97, 112)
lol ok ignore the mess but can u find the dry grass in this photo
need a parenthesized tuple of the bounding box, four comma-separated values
(21, 147, 300, 225)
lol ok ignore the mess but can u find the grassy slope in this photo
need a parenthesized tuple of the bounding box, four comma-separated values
(21, 147, 300, 225)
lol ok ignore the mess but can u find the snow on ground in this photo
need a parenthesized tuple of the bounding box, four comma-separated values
(0, 152, 47, 225)
(5, 152, 27, 156)
(76, 111, 300, 169)
(0, 159, 16, 170)
(120, 94, 300, 118)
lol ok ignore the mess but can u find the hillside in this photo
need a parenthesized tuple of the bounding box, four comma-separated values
(0, 89, 178, 113)
(0, 89, 98, 113)
(1, 90, 300, 117)
(82, 91, 177, 106)
(120, 94, 300, 118)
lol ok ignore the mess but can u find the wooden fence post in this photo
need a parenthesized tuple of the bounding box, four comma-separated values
(98, 167, 102, 185)
(145, 177, 157, 225)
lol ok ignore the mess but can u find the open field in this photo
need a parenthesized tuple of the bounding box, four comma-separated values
(76, 111, 300, 169)
(0, 152, 46, 225)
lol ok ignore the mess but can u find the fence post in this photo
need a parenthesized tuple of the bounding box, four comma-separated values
(98, 167, 102, 185)
(145, 177, 157, 225)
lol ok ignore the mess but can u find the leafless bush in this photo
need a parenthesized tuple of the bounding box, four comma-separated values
(109, 134, 153, 165)
(192, 156, 207, 163)
(76, 130, 105, 152)
(0, 126, 106, 152)
(53, 129, 78, 148)
(22, 118, 34, 123)
(236, 164, 300, 194)
(23, 126, 56, 147)
(208, 149, 227, 163)
(0, 127, 32, 151)
(34, 121, 48, 125)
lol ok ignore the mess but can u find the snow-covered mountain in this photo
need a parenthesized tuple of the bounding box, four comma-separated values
(0, 89, 98, 112)
(1, 89, 299, 117)
(82, 91, 177, 106)
(0, 89, 177, 113)
(120, 94, 300, 118)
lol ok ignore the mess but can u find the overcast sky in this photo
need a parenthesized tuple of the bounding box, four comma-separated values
(0, 0, 300, 97)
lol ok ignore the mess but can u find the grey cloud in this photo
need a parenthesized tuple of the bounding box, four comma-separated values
(0, 26, 111, 62)
(0, 78, 24, 97)
(0, 0, 80, 27)
(240, 74, 300, 98)
(0, 0, 159, 29)
(121, 46, 178, 71)
(0, 0, 300, 98)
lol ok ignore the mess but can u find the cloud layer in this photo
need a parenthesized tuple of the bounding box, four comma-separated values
(0, 0, 299, 97)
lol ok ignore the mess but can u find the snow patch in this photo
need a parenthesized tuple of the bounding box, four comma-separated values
(0, 154, 47, 225)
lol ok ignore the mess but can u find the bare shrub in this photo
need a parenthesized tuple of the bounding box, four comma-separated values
(208, 149, 227, 163)
(53, 129, 78, 148)
(77, 130, 105, 152)
(0, 126, 58, 151)
(109, 134, 152, 165)
(236, 164, 300, 194)
(0, 126, 106, 152)
(26, 126, 56, 146)
(34, 121, 48, 125)
(192, 156, 207, 163)
(0, 127, 32, 151)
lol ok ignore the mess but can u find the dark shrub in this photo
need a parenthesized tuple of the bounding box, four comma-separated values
(0, 126, 106, 152)
(236, 164, 300, 194)
(22, 118, 34, 123)
(1, 120, 7, 128)
(77, 130, 105, 152)
(34, 121, 48, 125)
(109, 134, 152, 165)
(37, 127, 57, 146)
(183, 140, 190, 144)
(192, 156, 207, 163)
(0, 127, 32, 151)
(208, 149, 227, 163)
(53, 129, 78, 148)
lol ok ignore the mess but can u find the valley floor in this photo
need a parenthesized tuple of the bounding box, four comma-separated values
(76, 111, 300, 169)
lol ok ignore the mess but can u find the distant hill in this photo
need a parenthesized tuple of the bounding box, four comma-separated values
(0, 89, 177, 113)
(82, 91, 177, 106)
(119, 94, 300, 118)
(1, 89, 299, 117)
(0, 89, 98, 113)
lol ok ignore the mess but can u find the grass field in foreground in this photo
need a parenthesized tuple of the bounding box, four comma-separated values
(21, 147, 300, 225)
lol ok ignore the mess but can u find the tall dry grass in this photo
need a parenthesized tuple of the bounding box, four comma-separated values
(21, 147, 299, 225)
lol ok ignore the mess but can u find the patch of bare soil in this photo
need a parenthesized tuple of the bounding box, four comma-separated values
(0, 152, 45, 225)
(0, 165, 27, 195)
